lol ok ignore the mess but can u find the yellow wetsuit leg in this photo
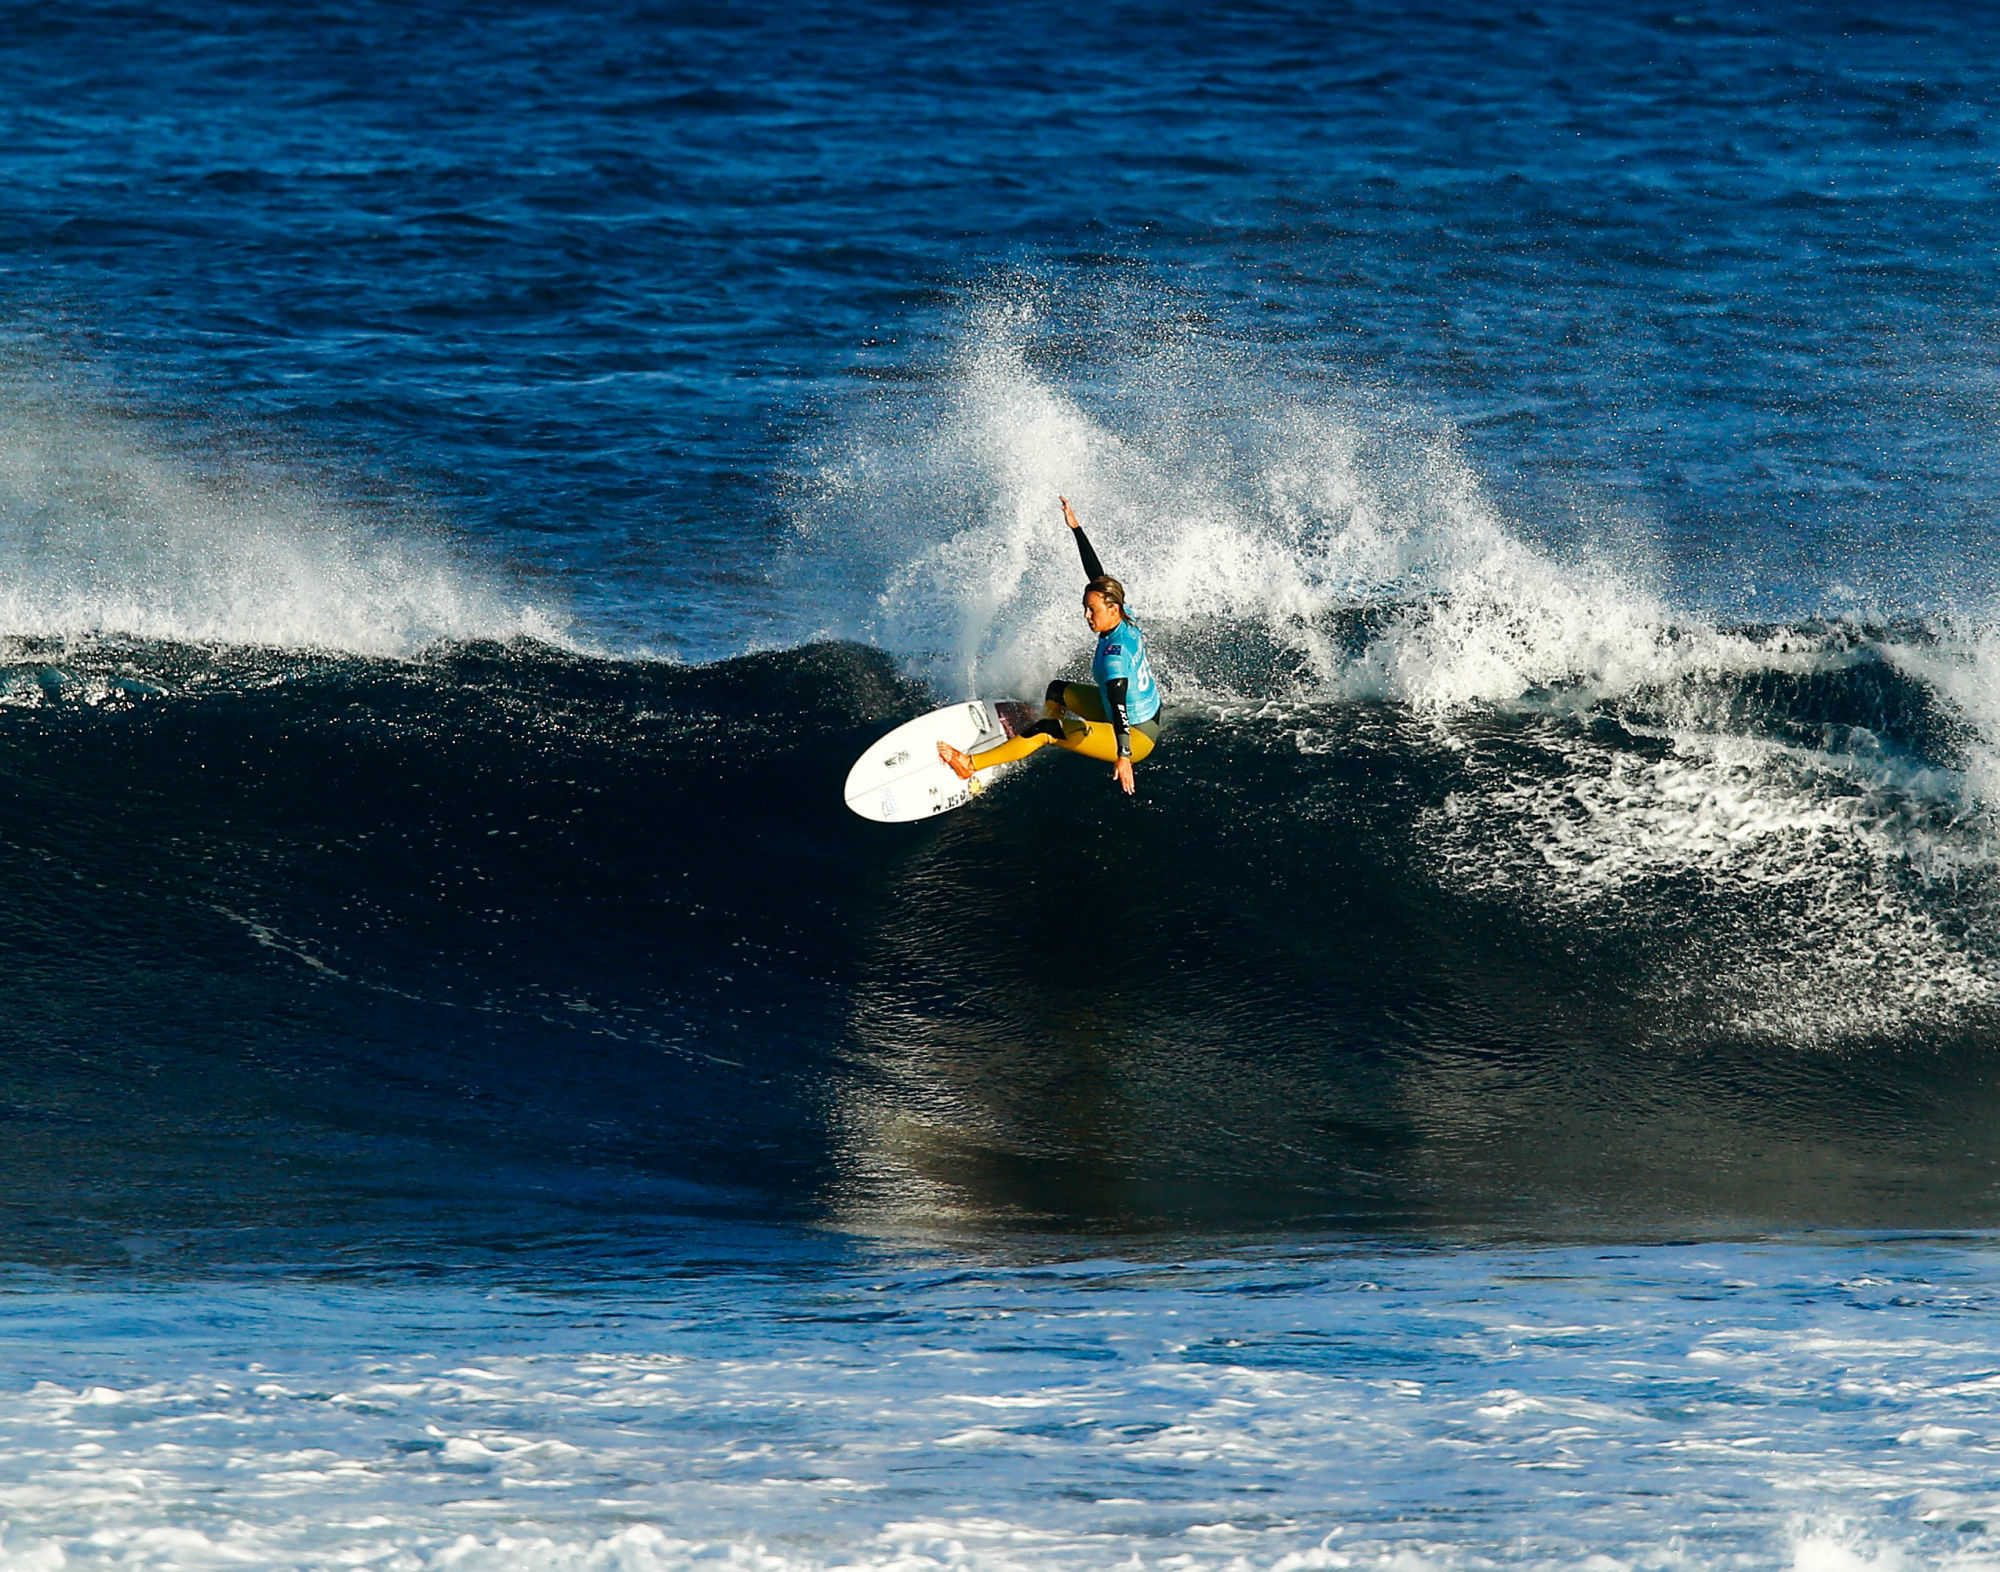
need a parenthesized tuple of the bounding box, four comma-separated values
(966, 682, 1101, 770)
(964, 729, 1058, 771)
(1047, 682, 1156, 761)
(1058, 682, 1106, 722)
(966, 681, 1155, 770)
(1057, 719, 1155, 763)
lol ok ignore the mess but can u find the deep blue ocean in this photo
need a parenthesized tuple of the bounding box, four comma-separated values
(5, 1, 2000, 1565)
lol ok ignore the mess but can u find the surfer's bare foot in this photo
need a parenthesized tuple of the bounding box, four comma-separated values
(938, 741, 975, 780)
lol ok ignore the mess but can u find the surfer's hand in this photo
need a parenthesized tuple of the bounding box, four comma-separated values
(1113, 757, 1135, 795)
(1060, 496, 1081, 530)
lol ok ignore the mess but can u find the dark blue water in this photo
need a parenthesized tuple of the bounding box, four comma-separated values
(6, 8, 2000, 1561)
(12, 0, 2000, 653)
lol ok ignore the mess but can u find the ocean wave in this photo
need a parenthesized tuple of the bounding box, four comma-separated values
(6, 629, 2000, 1236)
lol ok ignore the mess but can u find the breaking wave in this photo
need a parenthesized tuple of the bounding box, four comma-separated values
(0, 358, 570, 654)
(5, 306, 2000, 1238)
(780, 294, 2000, 1058)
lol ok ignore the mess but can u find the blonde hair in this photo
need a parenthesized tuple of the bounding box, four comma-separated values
(1085, 574, 1125, 608)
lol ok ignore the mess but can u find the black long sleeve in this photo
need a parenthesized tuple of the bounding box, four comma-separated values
(1072, 526, 1106, 582)
(1076, 521, 1131, 754)
(1105, 676, 1132, 756)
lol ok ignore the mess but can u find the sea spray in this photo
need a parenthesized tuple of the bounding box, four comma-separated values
(784, 290, 1682, 707)
(0, 359, 569, 656)
(785, 296, 2000, 1044)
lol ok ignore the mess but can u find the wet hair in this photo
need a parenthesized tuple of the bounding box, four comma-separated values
(1085, 574, 1125, 608)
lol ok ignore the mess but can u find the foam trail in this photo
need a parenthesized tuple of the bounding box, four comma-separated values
(0, 369, 569, 656)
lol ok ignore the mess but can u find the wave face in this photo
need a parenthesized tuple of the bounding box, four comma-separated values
(2, 628, 1997, 1259)
(768, 305, 2000, 1237)
(1, 293, 1995, 1252)
(0, 0, 1994, 1256)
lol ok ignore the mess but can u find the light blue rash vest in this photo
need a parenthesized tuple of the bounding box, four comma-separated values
(1092, 615, 1162, 725)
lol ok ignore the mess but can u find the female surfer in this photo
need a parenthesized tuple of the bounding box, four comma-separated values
(938, 497, 1162, 796)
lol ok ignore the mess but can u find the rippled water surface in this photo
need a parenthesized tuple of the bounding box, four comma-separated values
(12, 1240, 2000, 1571)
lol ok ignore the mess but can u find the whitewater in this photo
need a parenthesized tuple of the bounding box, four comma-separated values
(11, 1242, 2000, 1572)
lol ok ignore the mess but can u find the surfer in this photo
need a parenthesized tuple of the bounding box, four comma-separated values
(938, 497, 1162, 796)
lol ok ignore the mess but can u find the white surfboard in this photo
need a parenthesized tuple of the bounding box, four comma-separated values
(844, 699, 1040, 822)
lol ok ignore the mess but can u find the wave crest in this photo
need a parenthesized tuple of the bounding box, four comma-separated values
(0, 361, 568, 655)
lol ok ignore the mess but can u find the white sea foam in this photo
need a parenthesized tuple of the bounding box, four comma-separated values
(1421, 722, 2000, 1040)
(2, 1243, 2000, 1570)
(786, 297, 2000, 756)
(1885, 622, 2000, 808)
(0, 369, 570, 656)
(783, 298, 2000, 760)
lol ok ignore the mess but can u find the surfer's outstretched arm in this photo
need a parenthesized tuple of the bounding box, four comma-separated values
(1062, 495, 1145, 796)
(1060, 496, 1106, 581)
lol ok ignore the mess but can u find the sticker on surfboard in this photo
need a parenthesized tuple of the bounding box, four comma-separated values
(844, 699, 1039, 822)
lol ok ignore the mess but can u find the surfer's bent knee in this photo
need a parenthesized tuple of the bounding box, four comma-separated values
(1058, 717, 1158, 763)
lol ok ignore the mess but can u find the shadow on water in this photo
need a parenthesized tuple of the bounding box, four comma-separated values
(2, 636, 1999, 1268)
